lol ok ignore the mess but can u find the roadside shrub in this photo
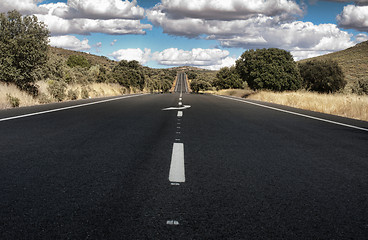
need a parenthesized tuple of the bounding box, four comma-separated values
(0, 10, 49, 95)
(213, 66, 243, 90)
(6, 94, 20, 107)
(352, 79, 368, 95)
(81, 87, 89, 99)
(66, 55, 91, 69)
(48, 80, 66, 101)
(299, 60, 346, 93)
(38, 93, 51, 104)
(190, 79, 211, 93)
(236, 48, 302, 91)
(67, 89, 78, 100)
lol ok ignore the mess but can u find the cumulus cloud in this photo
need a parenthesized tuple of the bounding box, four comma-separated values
(110, 48, 151, 64)
(49, 35, 91, 51)
(147, 0, 356, 60)
(109, 48, 235, 70)
(155, 0, 303, 21)
(0, 0, 152, 36)
(152, 48, 234, 69)
(337, 5, 368, 32)
(50, 0, 145, 20)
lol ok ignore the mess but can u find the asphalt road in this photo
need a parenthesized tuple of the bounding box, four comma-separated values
(0, 91, 367, 239)
(174, 72, 189, 93)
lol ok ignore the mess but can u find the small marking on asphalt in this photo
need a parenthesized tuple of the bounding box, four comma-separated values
(169, 143, 185, 183)
(176, 132, 181, 134)
(179, 97, 182, 101)
(171, 183, 180, 186)
(178, 102, 183, 106)
(177, 126, 181, 129)
(175, 138, 181, 141)
(167, 220, 179, 225)
(177, 111, 183, 117)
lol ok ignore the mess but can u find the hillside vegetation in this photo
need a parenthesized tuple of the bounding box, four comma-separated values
(299, 41, 368, 92)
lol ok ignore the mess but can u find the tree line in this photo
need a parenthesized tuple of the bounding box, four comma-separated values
(191, 48, 352, 94)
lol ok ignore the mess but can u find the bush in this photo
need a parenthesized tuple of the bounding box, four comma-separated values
(112, 60, 145, 90)
(81, 87, 89, 99)
(236, 48, 302, 91)
(190, 79, 211, 93)
(6, 94, 20, 107)
(0, 10, 49, 95)
(299, 60, 346, 93)
(47, 80, 66, 101)
(352, 79, 368, 95)
(67, 89, 78, 100)
(66, 55, 91, 69)
(214, 66, 243, 90)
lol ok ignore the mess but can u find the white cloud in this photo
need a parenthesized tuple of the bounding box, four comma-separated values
(155, 0, 303, 21)
(1, 0, 152, 36)
(0, 0, 48, 15)
(337, 5, 368, 32)
(36, 13, 152, 35)
(51, 0, 145, 20)
(109, 47, 236, 70)
(110, 48, 151, 64)
(152, 48, 232, 68)
(355, 33, 368, 42)
(49, 35, 91, 51)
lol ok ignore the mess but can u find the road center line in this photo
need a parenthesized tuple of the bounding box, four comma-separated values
(215, 94, 368, 132)
(169, 143, 185, 183)
(177, 111, 183, 117)
(0, 94, 149, 123)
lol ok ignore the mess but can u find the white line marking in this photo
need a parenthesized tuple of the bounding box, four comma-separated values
(215, 95, 368, 132)
(177, 111, 183, 117)
(176, 132, 181, 134)
(178, 102, 183, 106)
(169, 143, 185, 183)
(177, 127, 181, 129)
(167, 220, 179, 225)
(0, 94, 149, 123)
(179, 97, 182, 101)
(162, 105, 191, 111)
(171, 183, 180, 186)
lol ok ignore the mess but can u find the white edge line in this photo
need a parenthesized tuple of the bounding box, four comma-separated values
(214, 95, 368, 132)
(0, 94, 149, 122)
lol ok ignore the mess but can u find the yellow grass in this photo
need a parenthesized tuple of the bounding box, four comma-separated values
(207, 89, 253, 98)
(248, 91, 368, 122)
(0, 83, 38, 109)
(0, 81, 129, 110)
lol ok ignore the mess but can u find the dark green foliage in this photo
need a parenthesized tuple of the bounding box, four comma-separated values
(67, 89, 78, 100)
(190, 79, 212, 93)
(352, 79, 368, 95)
(112, 60, 145, 90)
(213, 66, 243, 90)
(47, 80, 66, 101)
(0, 10, 49, 95)
(6, 94, 20, 107)
(187, 71, 197, 80)
(236, 48, 302, 91)
(299, 60, 346, 93)
(66, 55, 91, 68)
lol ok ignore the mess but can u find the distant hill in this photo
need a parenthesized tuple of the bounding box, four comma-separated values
(49, 47, 117, 69)
(299, 41, 368, 90)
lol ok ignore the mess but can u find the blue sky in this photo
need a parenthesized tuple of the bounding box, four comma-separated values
(1, 0, 368, 69)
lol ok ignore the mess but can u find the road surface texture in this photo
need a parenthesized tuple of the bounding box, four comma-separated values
(1, 80, 367, 239)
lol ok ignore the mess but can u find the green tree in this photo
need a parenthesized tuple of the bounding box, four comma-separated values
(66, 55, 91, 68)
(190, 79, 211, 93)
(0, 10, 49, 95)
(298, 60, 346, 93)
(213, 66, 243, 90)
(236, 48, 302, 91)
(112, 60, 145, 90)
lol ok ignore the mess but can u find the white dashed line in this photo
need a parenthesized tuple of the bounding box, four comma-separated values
(167, 220, 179, 225)
(177, 111, 183, 117)
(169, 143, 185, 183)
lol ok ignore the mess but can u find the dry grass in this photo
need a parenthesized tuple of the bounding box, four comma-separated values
(0, 81, 130, 110)
(207, 89, 254, 98)
(248, 90, 368, 122)
(0, 83, 38, 109)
